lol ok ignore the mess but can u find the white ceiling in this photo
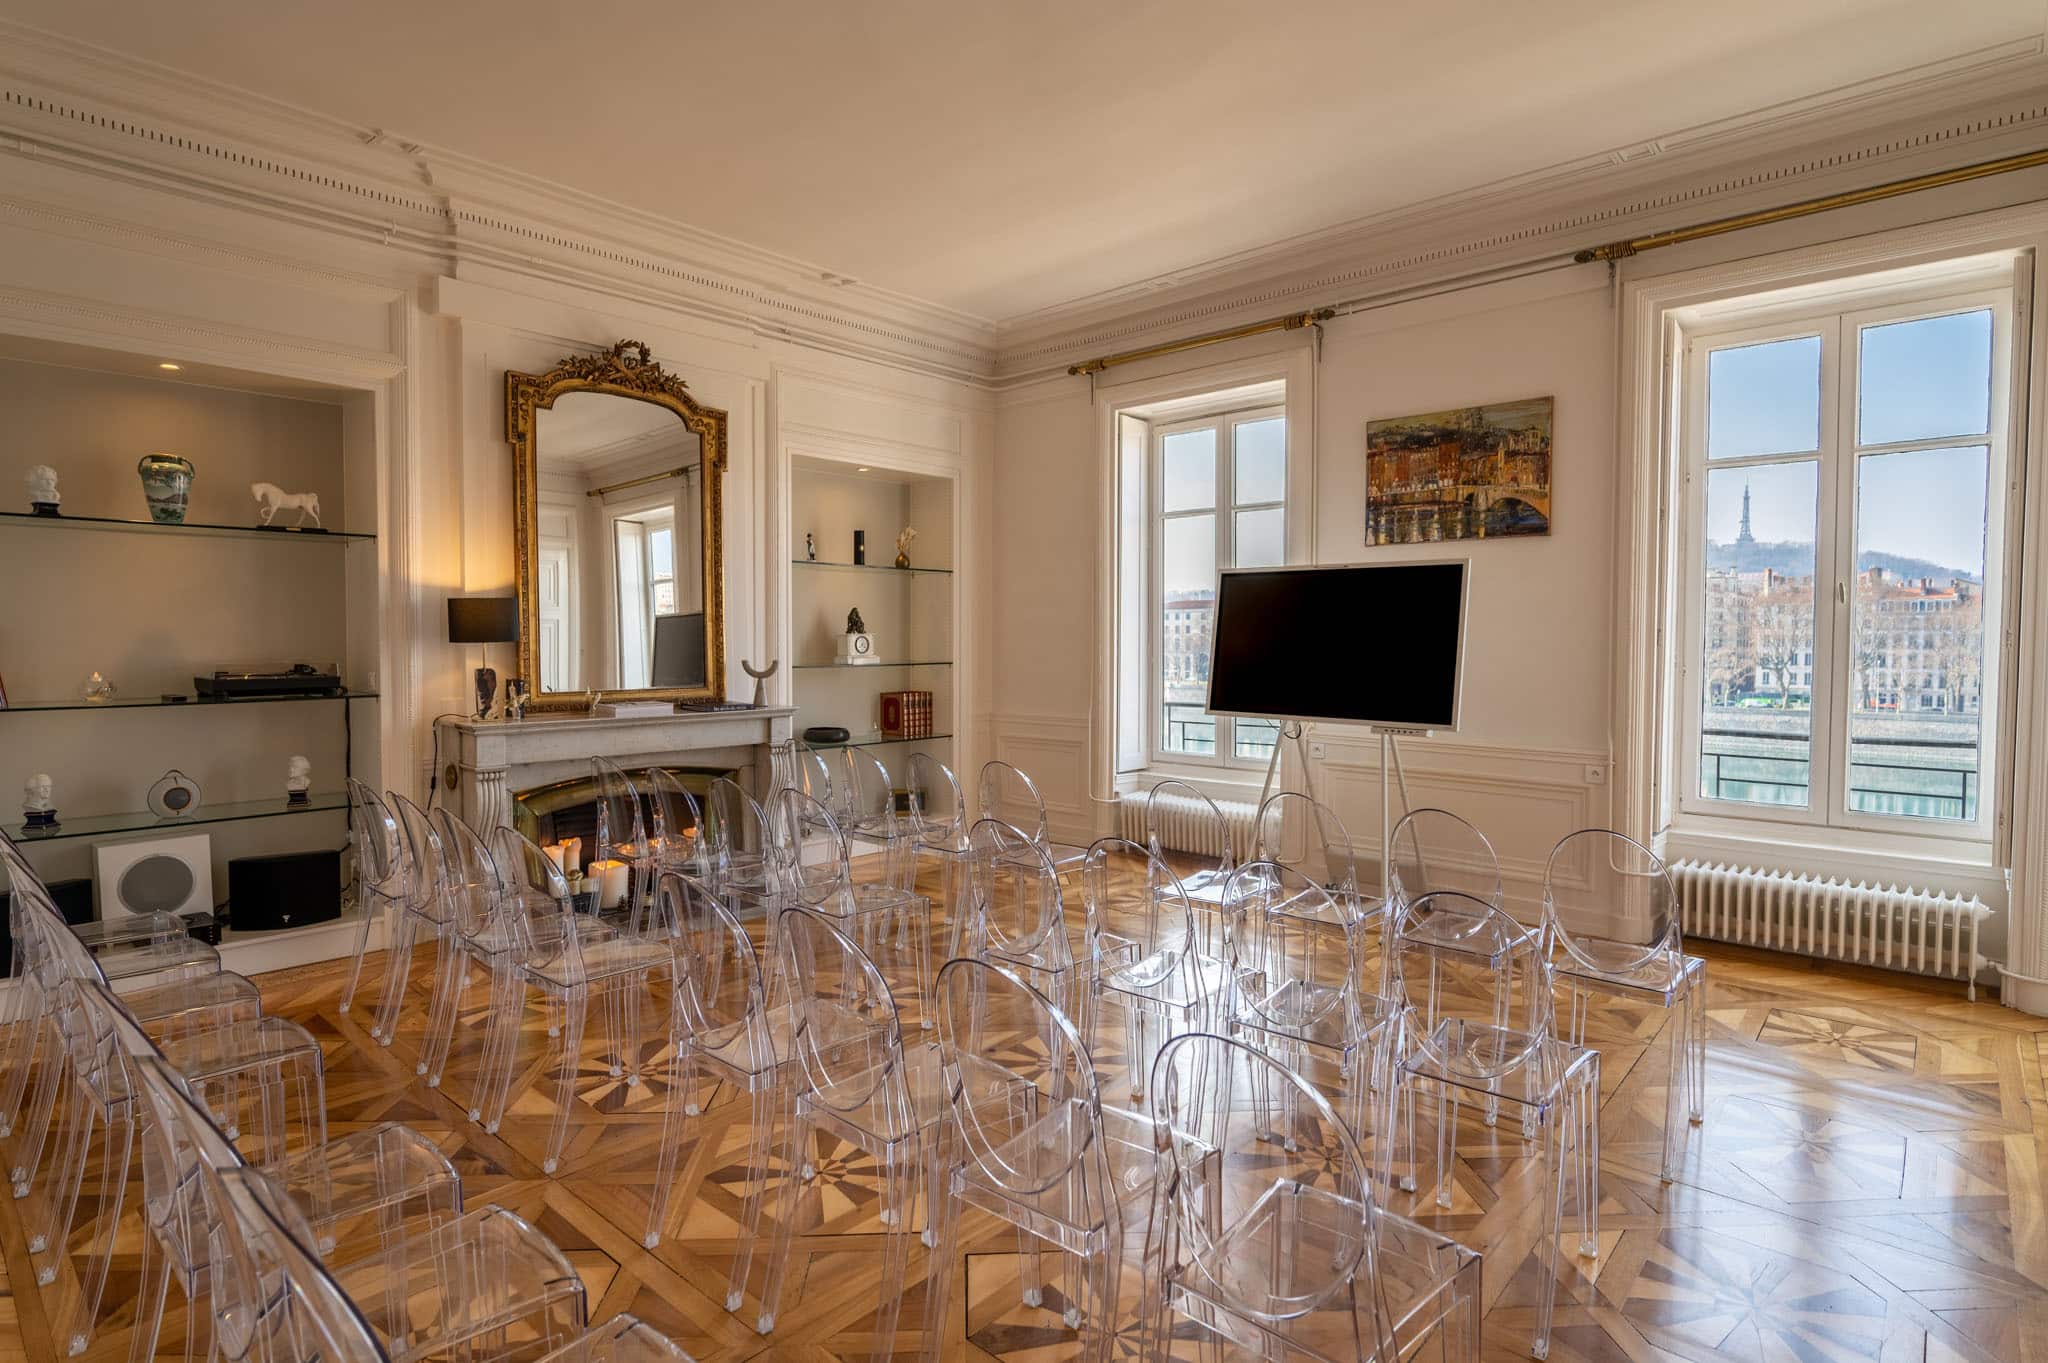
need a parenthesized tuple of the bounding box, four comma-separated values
(6, 0, 2040, 322)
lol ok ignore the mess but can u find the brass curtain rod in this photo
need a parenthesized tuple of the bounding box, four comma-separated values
(1574, 145, 2048, 263)
(585, 465, 692, 499)
(1067, 308, 1334, 376)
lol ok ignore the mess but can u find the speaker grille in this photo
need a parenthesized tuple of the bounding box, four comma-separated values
(120, 855, 195, 914)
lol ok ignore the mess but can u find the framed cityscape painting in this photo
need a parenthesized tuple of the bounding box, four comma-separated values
(1365, 395, 1553, 545)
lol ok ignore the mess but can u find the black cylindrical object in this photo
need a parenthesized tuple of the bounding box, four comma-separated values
(853, 529, 867, 565)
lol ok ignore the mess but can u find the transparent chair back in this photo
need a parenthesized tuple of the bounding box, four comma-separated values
(1225, 860, 1375, 1077)
(1387, 808, 1504, 912)
(390, 793, 450, 921)
(1143, 778, 1239, 873)
(644, 768, 710, 878)
(777, 905, 912, 1137)
(706, 776, 773, 905)
(1253, 790, 1360, 902)
(906, 752, 966, 850)
(668, 872, 777, 1076)
(768, 788, 856, 913)
(977, 760, 1055, 845)
(964, 818, 1074, 974)
(1386, 889, 1553, 1082)
(770, 738, 837, 809)
(1147, 1031, 1391, 1353)
(430, 806, 502, 942)
(591, 756, 651, 923)
(347, 779, 410, 905)
(1543, 829, 1680, 976)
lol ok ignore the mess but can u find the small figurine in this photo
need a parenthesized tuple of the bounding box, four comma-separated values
(740, 657, 779, 707)
(285, 755, 311, 805)
(846, 607, 866, 635)
(805, 532, 817, 562)
(251, 481, 323, 529)
(26, 465, 60, 516)
(895, 525, 917, 569)
(22, 773, 56, 830)
(505, 677, 530, 721)
(79, 671, 116, 703)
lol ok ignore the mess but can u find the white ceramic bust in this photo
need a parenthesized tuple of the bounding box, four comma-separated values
(23, 773, 53, 814)
(285, 755, 311, 797)
(26, 465, 59, 509)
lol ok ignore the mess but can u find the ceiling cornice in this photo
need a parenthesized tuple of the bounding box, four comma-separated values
(3, 19, 2047, 391)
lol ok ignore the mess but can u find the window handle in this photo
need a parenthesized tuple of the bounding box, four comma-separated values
(1837, 581, 1849, 605)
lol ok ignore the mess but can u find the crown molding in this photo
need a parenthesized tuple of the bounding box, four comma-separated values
(991, 37, 2048, 380)
(0, 20, 999, 383)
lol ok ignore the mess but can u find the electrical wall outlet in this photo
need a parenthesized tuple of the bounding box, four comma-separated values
(1309, 741, 1327, 760)
(1584, 764, 1606, 784)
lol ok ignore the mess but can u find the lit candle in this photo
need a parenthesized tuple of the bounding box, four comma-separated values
(543, 843, 567, 873)
(588, 858, 629, 911)
(560, 836, 582, 871)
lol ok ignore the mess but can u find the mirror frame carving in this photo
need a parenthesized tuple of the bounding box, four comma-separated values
(506, 339, 728, 711)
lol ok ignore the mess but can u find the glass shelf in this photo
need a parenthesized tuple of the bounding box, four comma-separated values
(12, 792, 349, 843)
(791, 660, 953, 671)
(2, 691, 377, 714)
(791, 559, 951, 577)
(0, 510, 375, 543)
(806, 732, 954, 750)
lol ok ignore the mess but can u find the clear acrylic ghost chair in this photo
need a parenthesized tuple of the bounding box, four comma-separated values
(1254, 790, 1364, 916)
(906, 752, 973, 950)
(1225, 860, 1392, 1142)
(644, 872, 789, 1320)
(591, 757, 657, 930)
(339, 780, 412, 1021)
(755, 906, 979, 1341)
(415, 806, 501, 1090)
(769, 788, 933, 1025)
(705, 776, 778, 925)
(531, 1315, 698, 1363)
(834, 747, 915, 888)
(1143, 1032, 1482, 1363)
(924, 958, 1156, 1363)
(768, 736, 835, 806)
(961, 818, 1092, 1046)
(367, 794, 454, 1051)
(98, 993, 463, 1363)
(461, 826, 574, 1130)
(1386, 889, 1601, 1361)
(18, 928, 318, 1358)
(977, 761, 1090, 880)
(207, 1161, 591, 1363)
(474, 830, 676, 1175)
(1141, 778, 1240, 908)
(1544, 830, 1704, 1182)
(1080, 837, 1234, 1101)
(1386, 808, 1509, 918)
(645, 768, 711, 880)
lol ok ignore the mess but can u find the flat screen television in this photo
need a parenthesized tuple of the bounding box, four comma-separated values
(1206, 560, 1468, 730)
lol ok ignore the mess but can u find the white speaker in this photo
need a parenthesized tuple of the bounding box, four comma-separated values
(94, 832, 214, 920)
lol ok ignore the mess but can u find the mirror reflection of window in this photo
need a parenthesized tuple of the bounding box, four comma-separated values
(613, 508, 675, 689)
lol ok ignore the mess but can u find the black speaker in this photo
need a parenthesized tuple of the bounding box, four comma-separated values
(228, 848, 343, 933)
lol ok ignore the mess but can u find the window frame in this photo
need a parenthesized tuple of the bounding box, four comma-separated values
(1673, 275, 2015, 849)
(1145, 402, 1287, 772)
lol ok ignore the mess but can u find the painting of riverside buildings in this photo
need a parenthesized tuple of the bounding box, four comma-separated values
(1365, 395, 1553, 545)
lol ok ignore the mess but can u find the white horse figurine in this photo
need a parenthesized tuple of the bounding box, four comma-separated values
(251, 481, 322, 528)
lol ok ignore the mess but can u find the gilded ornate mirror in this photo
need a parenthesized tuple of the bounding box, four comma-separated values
(507, 341, 727, 710)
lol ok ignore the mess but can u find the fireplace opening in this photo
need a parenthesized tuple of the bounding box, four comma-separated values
(511, 764, 734, 876)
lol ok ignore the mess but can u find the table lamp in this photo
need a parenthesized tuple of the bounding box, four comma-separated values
(447, 596, 520, 719)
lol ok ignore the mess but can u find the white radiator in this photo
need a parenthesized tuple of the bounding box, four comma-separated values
(1118, 791, 1256, 862)
(1670, 858, 1990, 999)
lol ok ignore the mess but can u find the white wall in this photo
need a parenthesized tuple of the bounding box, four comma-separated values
(993, 270, 1618, 912)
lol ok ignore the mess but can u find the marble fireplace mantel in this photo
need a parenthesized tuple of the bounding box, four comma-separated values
(436, 706, 796, 831)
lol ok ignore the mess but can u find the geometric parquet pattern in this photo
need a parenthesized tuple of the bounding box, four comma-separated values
(5, 927, 2048, 1362)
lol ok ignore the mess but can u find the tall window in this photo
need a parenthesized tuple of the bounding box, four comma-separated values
(1152, 406, 1286, 766)
(1678, 272, 2012, 842)
(613, 507, 676, 687)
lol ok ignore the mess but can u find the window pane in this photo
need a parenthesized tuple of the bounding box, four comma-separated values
(1235, 717, 1281, 761)
(1160, 514, 1216, 755)
(1858, 309, 1992, 446)
(1849, 445, 1988, 822)
(1234, 417, 1285, 504)
(649, 525, 674, 576)
(1234, 507, 1284, 568)
(1707, 335, 1821, 459)
(1699, 461, 1817, 807)
(1162, 428, 1216, 512)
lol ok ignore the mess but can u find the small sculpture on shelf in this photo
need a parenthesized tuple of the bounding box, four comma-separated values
(251, 482, 323, 529)
(740, 657, 778, 707)
(285, 755, 312, 806)
(837, 608, 876, 664)
(895, 525, 917, 569)
(22, 773, 57, 830)
(137, 453, 195, 524)
(805, 532, 817, 562)
(25, 465, 60, 516)
(846, 607, 866, 635)
(79, 671, 117, 703)
(504, 677, 530, 721)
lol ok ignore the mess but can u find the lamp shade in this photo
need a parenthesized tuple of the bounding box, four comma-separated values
(447, 596, 520, 644)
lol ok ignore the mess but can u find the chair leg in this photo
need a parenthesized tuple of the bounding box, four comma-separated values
(369, 913, 422, 1047)
(417, 935, 466, 1086)
(542, 988, 587, 1175)
(337, 893, 383, 1016)
(1533, 1103, 1568, 1361)
(12, 1018, 64, 1195)
(126, 1212, 172, 1363)
(921, 1133, 965, 1363)
(754, 1105, 811, 1329)
(1661, 994, 1685, 1183)
(62, 1102, 133, 1355)
(0, 974, 45, 1139)
(476, 972, 526, 1134)
(32, 1080, 96, 1288)
(870, 1130, 915, 1352)
(1578, 1064, 1601, 1258)
(644, 1037, 698, 1251)
(724, 1080, 783, 1315)
(1689, 965, 1709, 1124)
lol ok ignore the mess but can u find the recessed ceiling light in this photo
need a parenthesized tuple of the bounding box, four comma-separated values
(857, 466, 871, 473)
(158, 362, 182, 371)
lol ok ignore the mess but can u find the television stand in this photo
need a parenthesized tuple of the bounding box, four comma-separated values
(1370, 726, 1426, 903)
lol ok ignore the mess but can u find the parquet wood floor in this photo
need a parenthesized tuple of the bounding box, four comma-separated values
(7, 910, 2048, 1362)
